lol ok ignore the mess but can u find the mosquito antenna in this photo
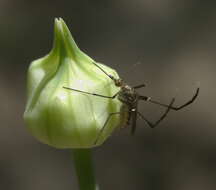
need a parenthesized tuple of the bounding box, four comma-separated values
(122, 61, 142, 77)
(92, 61, 116, 81)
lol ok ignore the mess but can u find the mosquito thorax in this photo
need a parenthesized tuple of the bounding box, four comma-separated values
(123, 85, 132, 91)
(117, 84, 138, 105)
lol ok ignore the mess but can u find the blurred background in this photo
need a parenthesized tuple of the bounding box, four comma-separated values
(0, 0, 216, 190)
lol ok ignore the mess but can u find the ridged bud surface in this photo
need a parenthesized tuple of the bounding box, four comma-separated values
(24, 18, 122, 148)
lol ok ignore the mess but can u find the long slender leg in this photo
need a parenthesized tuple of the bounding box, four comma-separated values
(139, 88, 199, 111)
(137, 98, 175, 128)
(63, 86, 119, 99)
(133, 84, 146, 89)
(94, 112, 121, 145)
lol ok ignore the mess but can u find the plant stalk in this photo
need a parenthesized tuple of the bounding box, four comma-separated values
(72, 149, 98, 190)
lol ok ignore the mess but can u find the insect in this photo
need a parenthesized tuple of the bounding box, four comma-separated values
(63, 62, 199, 144)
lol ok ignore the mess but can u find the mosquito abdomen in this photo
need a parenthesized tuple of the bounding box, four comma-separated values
(119, 105, 130, 129)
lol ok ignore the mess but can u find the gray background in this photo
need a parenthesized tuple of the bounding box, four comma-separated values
(0, 0, 215, 190)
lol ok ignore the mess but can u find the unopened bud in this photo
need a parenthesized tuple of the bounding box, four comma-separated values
(24, 18, 122, 148)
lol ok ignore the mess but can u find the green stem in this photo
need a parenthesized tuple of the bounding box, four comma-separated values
(72, 149, 98, 190)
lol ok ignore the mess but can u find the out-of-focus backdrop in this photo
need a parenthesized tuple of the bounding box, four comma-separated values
(0, 1, 216, 190)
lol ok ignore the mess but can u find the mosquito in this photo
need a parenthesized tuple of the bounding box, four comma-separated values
(63, 62, 199, 144)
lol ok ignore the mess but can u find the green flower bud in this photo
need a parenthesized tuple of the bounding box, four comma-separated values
(24, 18, 122, 149)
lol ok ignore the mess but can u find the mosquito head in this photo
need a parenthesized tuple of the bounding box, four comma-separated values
(114, 78, 123, 87)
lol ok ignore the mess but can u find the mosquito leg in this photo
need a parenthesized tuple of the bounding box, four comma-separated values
(137, 98, 175, 128)
(133, 84, 146, 89)
(63, 86, 119, 99)
(94, 112, 121, 145)
(139, 87, 199, 111)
